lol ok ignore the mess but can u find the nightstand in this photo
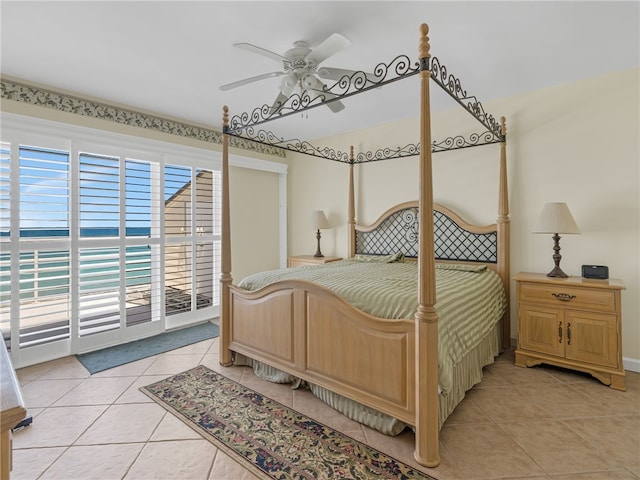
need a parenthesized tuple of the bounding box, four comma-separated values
(287, 255, 342, 267)
(514, 272, 626, 390)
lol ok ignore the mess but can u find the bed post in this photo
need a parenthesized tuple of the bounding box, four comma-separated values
(497, 117, 511, 348)
(348, 146, 356, 258)
(220, 106, 233, 366)
(414, 23, 440, 468)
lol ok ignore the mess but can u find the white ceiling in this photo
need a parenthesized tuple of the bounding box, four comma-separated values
(1, 1, 638, 140)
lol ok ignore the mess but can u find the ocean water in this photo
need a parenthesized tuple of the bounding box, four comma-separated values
(1, 228, 154, 302)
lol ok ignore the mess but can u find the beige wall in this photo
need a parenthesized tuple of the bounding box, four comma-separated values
(287, 68, 640, 366)
(229, 166, 282, 281)
(4, 68, 637, 365)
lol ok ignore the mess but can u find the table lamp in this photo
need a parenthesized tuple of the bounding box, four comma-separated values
(533, 202, 580, 278)
(310, 210, 330, 258)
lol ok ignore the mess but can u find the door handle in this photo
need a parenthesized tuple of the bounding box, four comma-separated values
(558, 321, 563, 344)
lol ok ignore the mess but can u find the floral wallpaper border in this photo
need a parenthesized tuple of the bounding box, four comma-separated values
(0, 78, 285, 158)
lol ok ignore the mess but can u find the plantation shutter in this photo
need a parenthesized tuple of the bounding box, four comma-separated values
(18, 250, 71, 347)
(211, 171, 222, 306)
(78, 247, 120, 336)
(16, 146, 71, 348)
(194, 169, 217, 310)
(20, 147, 70, 238)
(124, 159, 160, 326)
(164, 165, 192, 316)
(77, 153, 121, 336)
(79, 153, 119, 238)
(125, 159, 159, 238)
(0, 142, 9, 242)
(0, 143, 10, 342)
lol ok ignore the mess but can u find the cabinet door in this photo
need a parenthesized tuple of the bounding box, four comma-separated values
(519, 305, 564, 358)
(565, 311, 618, 368)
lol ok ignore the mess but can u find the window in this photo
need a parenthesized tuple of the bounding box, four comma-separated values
(164, 166, 218, 316)
(0, 142, 12, 339)
(12, 146, 72, 349)
(1, 117, 222, 365)
(19, 146, 70, 239)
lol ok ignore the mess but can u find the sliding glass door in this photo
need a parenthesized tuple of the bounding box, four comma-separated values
(74, 148, 164, 353)
(1, 119, 221, 367)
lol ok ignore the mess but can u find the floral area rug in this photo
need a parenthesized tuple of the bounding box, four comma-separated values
(141, 365, 436, 479)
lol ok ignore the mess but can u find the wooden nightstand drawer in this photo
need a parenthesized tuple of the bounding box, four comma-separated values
(519, 282, 616, 312)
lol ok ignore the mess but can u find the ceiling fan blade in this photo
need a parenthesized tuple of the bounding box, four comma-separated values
(317, 67, 376, 83)
(326, 99, 345, 113)
(219, 71, 286, 91)
(269, 92, 290, 115)
(305, 33, 351, 65)
(233, 43, 286, 63)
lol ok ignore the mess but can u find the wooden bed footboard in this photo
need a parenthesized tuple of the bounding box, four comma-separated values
(229, 281, 416, 424)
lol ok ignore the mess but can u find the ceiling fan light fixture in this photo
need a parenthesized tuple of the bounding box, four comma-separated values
(301, 74, 317, 90)
(279, 74, 299, 97)
(222, 33, 356, 114)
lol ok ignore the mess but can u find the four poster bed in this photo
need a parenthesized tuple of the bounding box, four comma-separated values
(219, 24, 510, 467)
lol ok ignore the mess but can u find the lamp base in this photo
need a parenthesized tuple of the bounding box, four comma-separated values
(546, 233, 569, 278)
(313, 229, 324, 258)
(546, 266, 568, 278)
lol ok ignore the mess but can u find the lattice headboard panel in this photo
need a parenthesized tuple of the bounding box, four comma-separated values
(355, 206, 498, 263)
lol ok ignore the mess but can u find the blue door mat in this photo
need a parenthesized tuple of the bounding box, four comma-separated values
(76, 322, 220, 374)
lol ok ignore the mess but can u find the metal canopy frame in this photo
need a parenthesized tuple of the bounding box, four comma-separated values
(223, 53, 506, 163)
(219, 24, 510, 468)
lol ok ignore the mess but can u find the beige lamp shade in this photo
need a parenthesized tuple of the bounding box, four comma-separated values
(310, 210, 330, 230)
(533, 202, 580, 234)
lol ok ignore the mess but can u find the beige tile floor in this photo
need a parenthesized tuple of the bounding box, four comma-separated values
(11, 338, 640, 480)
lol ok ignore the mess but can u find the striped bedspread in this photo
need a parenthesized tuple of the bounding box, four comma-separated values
(238, 259, 507, 395)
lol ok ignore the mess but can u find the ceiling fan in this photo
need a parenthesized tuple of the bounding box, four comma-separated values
(220, 33, 362, 114)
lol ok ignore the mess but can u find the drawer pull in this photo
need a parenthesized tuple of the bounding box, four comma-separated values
(552, 293, 576, 302)
(567, 322, 572, 346)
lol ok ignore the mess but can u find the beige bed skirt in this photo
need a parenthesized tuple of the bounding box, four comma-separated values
(234, 320, 502, 435)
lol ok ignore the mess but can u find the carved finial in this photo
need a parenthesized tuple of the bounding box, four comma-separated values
(419, 23, 431, 59)
(223, 105, 229, 127)
(500, 116, 506, 135)
(350, 145, 354, 161)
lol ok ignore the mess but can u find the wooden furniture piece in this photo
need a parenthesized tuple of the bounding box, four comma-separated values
(287, 255, 342, 267)
(236, 202, 508, 430)
(1, 343, 26, 480)
(514, 272, 626, 390)
(220, 24, 509, 467)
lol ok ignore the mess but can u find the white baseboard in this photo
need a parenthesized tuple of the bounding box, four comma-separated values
(623, 356, 640, 373)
